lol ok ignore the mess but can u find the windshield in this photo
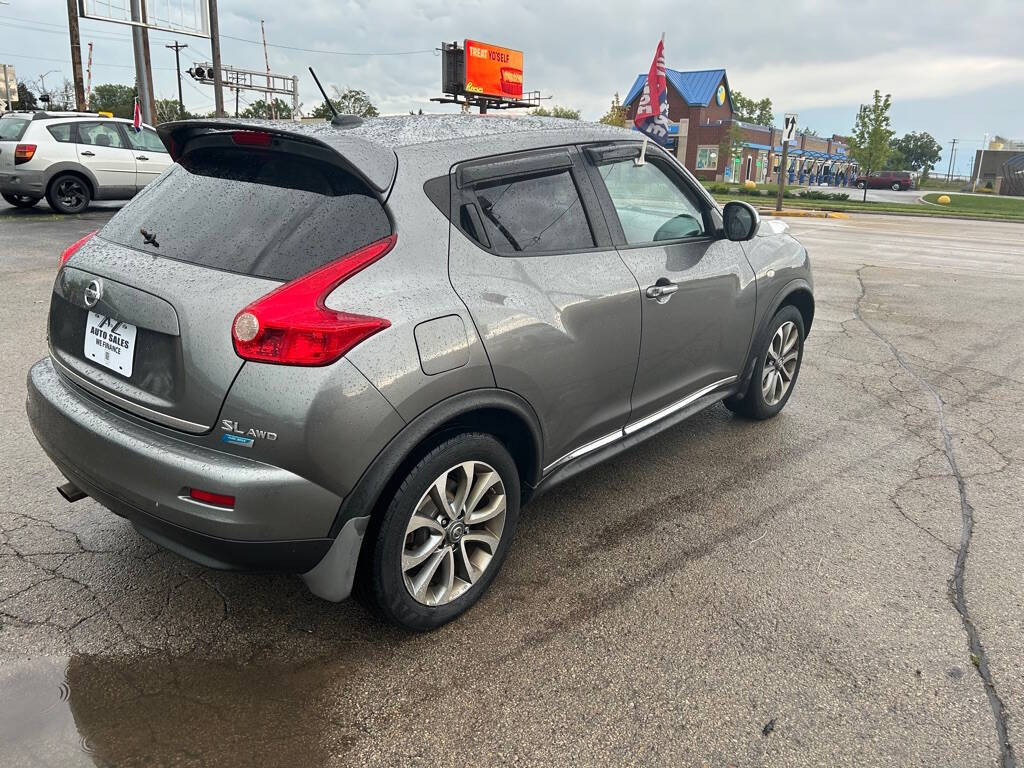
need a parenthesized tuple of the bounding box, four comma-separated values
(0, 118, 30, 142)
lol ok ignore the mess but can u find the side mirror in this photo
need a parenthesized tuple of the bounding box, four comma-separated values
(722, 200, 760, 242)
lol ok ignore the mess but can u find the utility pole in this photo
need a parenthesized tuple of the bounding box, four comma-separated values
(86, 42, 93, 109)
(66, 0, 87, 110)
(2, 65, 11, 113)
(946, 138, 958, 182)
(208, 0, 225, 116)
(973, 133, 989, 192)
(260, 20, 275, 119)
(166, 41, 188, 116)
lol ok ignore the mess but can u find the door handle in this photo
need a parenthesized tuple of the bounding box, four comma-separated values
(80, 151, 95, 157)
(136, 156, 149, 161)
(645, 283, 679, 303)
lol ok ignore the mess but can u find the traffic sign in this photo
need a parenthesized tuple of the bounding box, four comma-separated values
(782, 113, 798, 144)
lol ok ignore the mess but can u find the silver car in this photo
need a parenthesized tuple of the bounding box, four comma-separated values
(0, 111, 172, 213)
(26, 115, 813, 630)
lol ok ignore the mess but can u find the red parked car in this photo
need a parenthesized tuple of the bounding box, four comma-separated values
(854, 170, 913, 191)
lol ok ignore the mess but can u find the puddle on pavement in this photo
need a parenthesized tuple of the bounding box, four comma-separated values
(0, 655, 348, 767)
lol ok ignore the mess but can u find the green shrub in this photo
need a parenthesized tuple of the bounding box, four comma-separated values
(797, 190, 850, 201)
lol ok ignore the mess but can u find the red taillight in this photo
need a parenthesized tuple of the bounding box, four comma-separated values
(188, 488, 236, 508)
(59, 230, 98, 268)
(232, 234, 396, 366)
(14, 144, 37, 165)
(231, 131, 272, 147)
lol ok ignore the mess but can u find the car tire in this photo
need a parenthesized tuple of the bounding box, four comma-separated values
(856, 181, 866, 189)
(725, 305, 805, 420)
(1, 193, 41, 208)
(368, 432, 520, 631)
(891, 182, 901, 191)
(46, 174, 91, 214)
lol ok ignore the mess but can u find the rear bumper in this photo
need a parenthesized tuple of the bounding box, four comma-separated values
(26, 357, 342, 572)
(0, 168, 45, 197)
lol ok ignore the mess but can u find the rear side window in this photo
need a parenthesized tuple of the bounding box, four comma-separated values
(472, 170, 594, 254)
(47, 123, 76, 143)
(0, 117, 30, 141)
(99, 146, 391, 281)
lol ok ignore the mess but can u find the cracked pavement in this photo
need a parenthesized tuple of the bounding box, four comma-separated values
(1, 206, 1022, 766)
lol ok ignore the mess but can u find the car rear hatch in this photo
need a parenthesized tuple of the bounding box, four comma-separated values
(0, 115, 33, 171)
(48, 121, 396, 434)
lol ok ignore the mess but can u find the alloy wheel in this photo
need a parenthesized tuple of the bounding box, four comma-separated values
(402, 461, 507, 606)
(761, 320, 800, 406)
(56, 179, 87, 211)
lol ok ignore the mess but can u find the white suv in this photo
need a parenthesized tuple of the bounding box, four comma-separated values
(0, 111, 172, 213)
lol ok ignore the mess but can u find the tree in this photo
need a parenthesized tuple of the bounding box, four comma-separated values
(849, 90, 895, 200)
(16, 82, 38, 111)
(530, 105, 580, 119)
(155, 99, 192, 123)
(310, 87, 378, 119)
(718, 121, 746, 182)
(240, 98, 293, 120)
(800, 126, 819, 137)
(731, 90, 773, 126)
(90, 83, 137, 118)
(598, 92, 627, 127)
(890, 131, 942, 181)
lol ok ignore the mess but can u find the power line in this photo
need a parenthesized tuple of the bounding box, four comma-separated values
(0, 13, 434, 56)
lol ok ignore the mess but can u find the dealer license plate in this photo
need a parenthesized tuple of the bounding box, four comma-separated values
(84, 311, 137, 377)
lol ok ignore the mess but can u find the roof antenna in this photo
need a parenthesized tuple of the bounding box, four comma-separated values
(308, 67, 363, 128)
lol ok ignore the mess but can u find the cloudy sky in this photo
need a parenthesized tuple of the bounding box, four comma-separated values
(3, 0, 1021, 174)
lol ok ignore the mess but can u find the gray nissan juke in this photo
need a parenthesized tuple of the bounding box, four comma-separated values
(27, 114, 813, 630)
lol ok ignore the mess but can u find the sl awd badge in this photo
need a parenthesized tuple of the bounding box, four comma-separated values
(220, 419, 278, 447)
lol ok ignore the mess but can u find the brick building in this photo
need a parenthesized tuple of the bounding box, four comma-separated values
(623, 68, 856, 185)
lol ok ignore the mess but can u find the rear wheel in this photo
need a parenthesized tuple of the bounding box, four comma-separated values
(2, 193, 40, 208)
(725, 305, 805, 420)
(46, 174, 91, 214)
(369, 432, 520, 631)
(891, 182, 901, 191)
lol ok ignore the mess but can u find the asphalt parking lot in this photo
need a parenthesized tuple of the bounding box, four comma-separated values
(1, 202, 1022, 767)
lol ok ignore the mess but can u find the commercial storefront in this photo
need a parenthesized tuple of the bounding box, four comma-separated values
(623, 67, 856, 185)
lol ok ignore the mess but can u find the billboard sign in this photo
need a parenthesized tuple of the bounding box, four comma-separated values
(463, 39, 523, 100)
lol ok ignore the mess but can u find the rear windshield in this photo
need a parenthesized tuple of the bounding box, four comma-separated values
(0, 118, 30, 141)
(99, 146, 391, 281)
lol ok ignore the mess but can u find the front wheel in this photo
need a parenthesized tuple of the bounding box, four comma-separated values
(856, 181, 866, 189)
(725, 305, 805, 420)
(2, 193, 41, 208)
(46, 174, 91, 214)
(368, 432, 520, 631)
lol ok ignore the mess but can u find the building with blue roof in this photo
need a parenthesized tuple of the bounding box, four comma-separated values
(623, 67, 857, 186)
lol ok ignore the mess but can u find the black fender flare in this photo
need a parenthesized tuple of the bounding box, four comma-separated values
(737, 279, 815, 396)
(328, 388, 544, 538)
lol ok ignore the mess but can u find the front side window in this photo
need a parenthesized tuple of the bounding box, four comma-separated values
(598, 158, 707, 245)
(77, 122, 125, 149)
(696, 146, 718, 170)
(125, 127, 167, 153)
(473, 169, 594, 254)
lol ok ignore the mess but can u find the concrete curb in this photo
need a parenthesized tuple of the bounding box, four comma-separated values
(757, 208, 849, 219)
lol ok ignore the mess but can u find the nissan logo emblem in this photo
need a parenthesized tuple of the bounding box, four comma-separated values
(84, 279, 103, 308)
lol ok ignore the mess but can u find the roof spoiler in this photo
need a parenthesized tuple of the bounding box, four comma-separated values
(157, 119, 397, 194)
